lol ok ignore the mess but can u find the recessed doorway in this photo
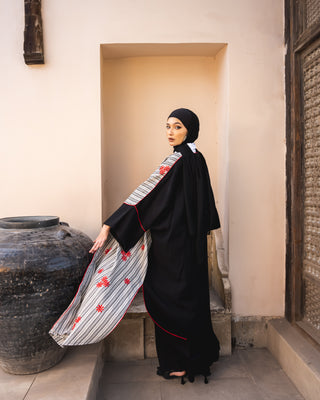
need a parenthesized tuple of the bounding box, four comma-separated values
(100, 43, 228, 249)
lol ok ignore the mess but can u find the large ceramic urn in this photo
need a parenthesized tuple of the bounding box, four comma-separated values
(0, 216, 93, 374)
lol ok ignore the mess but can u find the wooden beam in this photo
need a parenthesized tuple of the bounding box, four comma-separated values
(23, 0, 44, 65)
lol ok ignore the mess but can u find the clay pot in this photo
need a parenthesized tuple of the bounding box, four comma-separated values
(0, 216, 93, 374)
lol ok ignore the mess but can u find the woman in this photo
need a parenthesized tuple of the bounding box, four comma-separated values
(90, 108, 221, 383)
(50, 108, 220, 384)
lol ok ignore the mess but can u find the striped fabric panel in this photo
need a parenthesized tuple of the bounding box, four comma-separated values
(125, 152, 182, 206)
(49, 231, 151, 346)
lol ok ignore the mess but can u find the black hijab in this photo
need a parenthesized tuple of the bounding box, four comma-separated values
(167, 108, 220, 262)
(168, 108, 199, 143)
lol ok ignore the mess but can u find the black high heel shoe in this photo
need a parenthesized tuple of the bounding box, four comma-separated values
(186, 367, 211, 384)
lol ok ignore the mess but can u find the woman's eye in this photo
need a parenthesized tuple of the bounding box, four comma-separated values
(166, 125, 170, 129)
(175, 126, 181, 129)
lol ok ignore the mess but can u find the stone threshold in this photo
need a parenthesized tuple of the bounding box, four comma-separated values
(0, 343, 103, 400)
(268, 318, 320, 400)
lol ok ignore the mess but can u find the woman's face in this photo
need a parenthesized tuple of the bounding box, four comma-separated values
(166, 117, 188, 147)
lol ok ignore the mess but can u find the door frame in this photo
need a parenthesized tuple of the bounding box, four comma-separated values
(285, 0, 320, 342)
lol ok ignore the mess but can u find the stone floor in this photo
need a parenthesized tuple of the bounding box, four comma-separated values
(97, 348, 304, 400)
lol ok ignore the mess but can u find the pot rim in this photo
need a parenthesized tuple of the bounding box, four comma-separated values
(0, 216, 60, 229)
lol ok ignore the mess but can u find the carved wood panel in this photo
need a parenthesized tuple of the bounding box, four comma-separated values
(23, 0, 44, 64)
(305, 0, 320, 29)
(301, 39, 320, 333)
(286, 0, 320, 343)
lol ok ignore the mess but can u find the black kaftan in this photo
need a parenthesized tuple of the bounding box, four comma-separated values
(104, 146, 220, 376)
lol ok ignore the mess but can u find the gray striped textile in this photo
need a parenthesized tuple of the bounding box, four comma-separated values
(125, 151, 182, 205)
(49, 231, 151, 347)
(49, 151, 182, 347)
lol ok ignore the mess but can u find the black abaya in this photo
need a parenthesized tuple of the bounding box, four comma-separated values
(104, 145, 220, 377)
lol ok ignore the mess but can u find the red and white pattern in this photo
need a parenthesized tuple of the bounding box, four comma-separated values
(124, 152, 182, 206)
(96, 276, 110, 288)
(49, 153, 182, 347)
(96, 304, 104, 313)
(121, 250, 131, 261)
(49, 231, 151, 346)
(159, 165, 170, 175)
(71, 316, 81, 330)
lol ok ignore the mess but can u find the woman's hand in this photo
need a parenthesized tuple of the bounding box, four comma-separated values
(89, 225, 110, 253)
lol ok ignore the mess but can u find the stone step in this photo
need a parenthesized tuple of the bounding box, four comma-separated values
(104, 289, 231, 361)
(0, 343, 103, 400)
(267, 318, 320, 400)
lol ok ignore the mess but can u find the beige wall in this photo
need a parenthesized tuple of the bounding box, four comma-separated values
(101, 47, 225, 217)
(0, 0, 285, 316)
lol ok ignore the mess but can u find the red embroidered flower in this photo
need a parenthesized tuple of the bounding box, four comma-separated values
(101, 276, 110, 287)
(124, 278, 130, 285)
(98, 268, 103, 274)
(121, 250, 131, 261)
(72, 316, 81, 330)
(97, 276, 110, 287)
(141, 244, 145, 251)
(96, 304, 104, 313)
(159, 165, 170, 175)
(105, 248, 111, 255)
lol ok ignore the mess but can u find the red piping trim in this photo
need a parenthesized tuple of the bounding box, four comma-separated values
(50, 253, 96, 330)
(142, 285, 187, 341)
(124, 154, 182, 206)
(134, 205, 146, 232)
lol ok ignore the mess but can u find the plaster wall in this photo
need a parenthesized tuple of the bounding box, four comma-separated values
(101, 52, 221, 216)
(101, 44, 229, 268)
(0, 0, 285, 316)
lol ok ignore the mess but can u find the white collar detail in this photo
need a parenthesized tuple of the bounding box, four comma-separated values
(187, 143, 197, 153)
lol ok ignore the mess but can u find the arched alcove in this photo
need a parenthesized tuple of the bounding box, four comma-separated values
(100, 44, 228, 251)
(100, 42, 230, 355)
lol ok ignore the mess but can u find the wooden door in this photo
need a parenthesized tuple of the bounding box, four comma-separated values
(286, 0, 320, 343)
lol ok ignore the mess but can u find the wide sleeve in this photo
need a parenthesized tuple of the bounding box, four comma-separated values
(104, 152, 183, 252)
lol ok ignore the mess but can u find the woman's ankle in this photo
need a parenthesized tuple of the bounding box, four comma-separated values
(169, 370, 186, 377)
